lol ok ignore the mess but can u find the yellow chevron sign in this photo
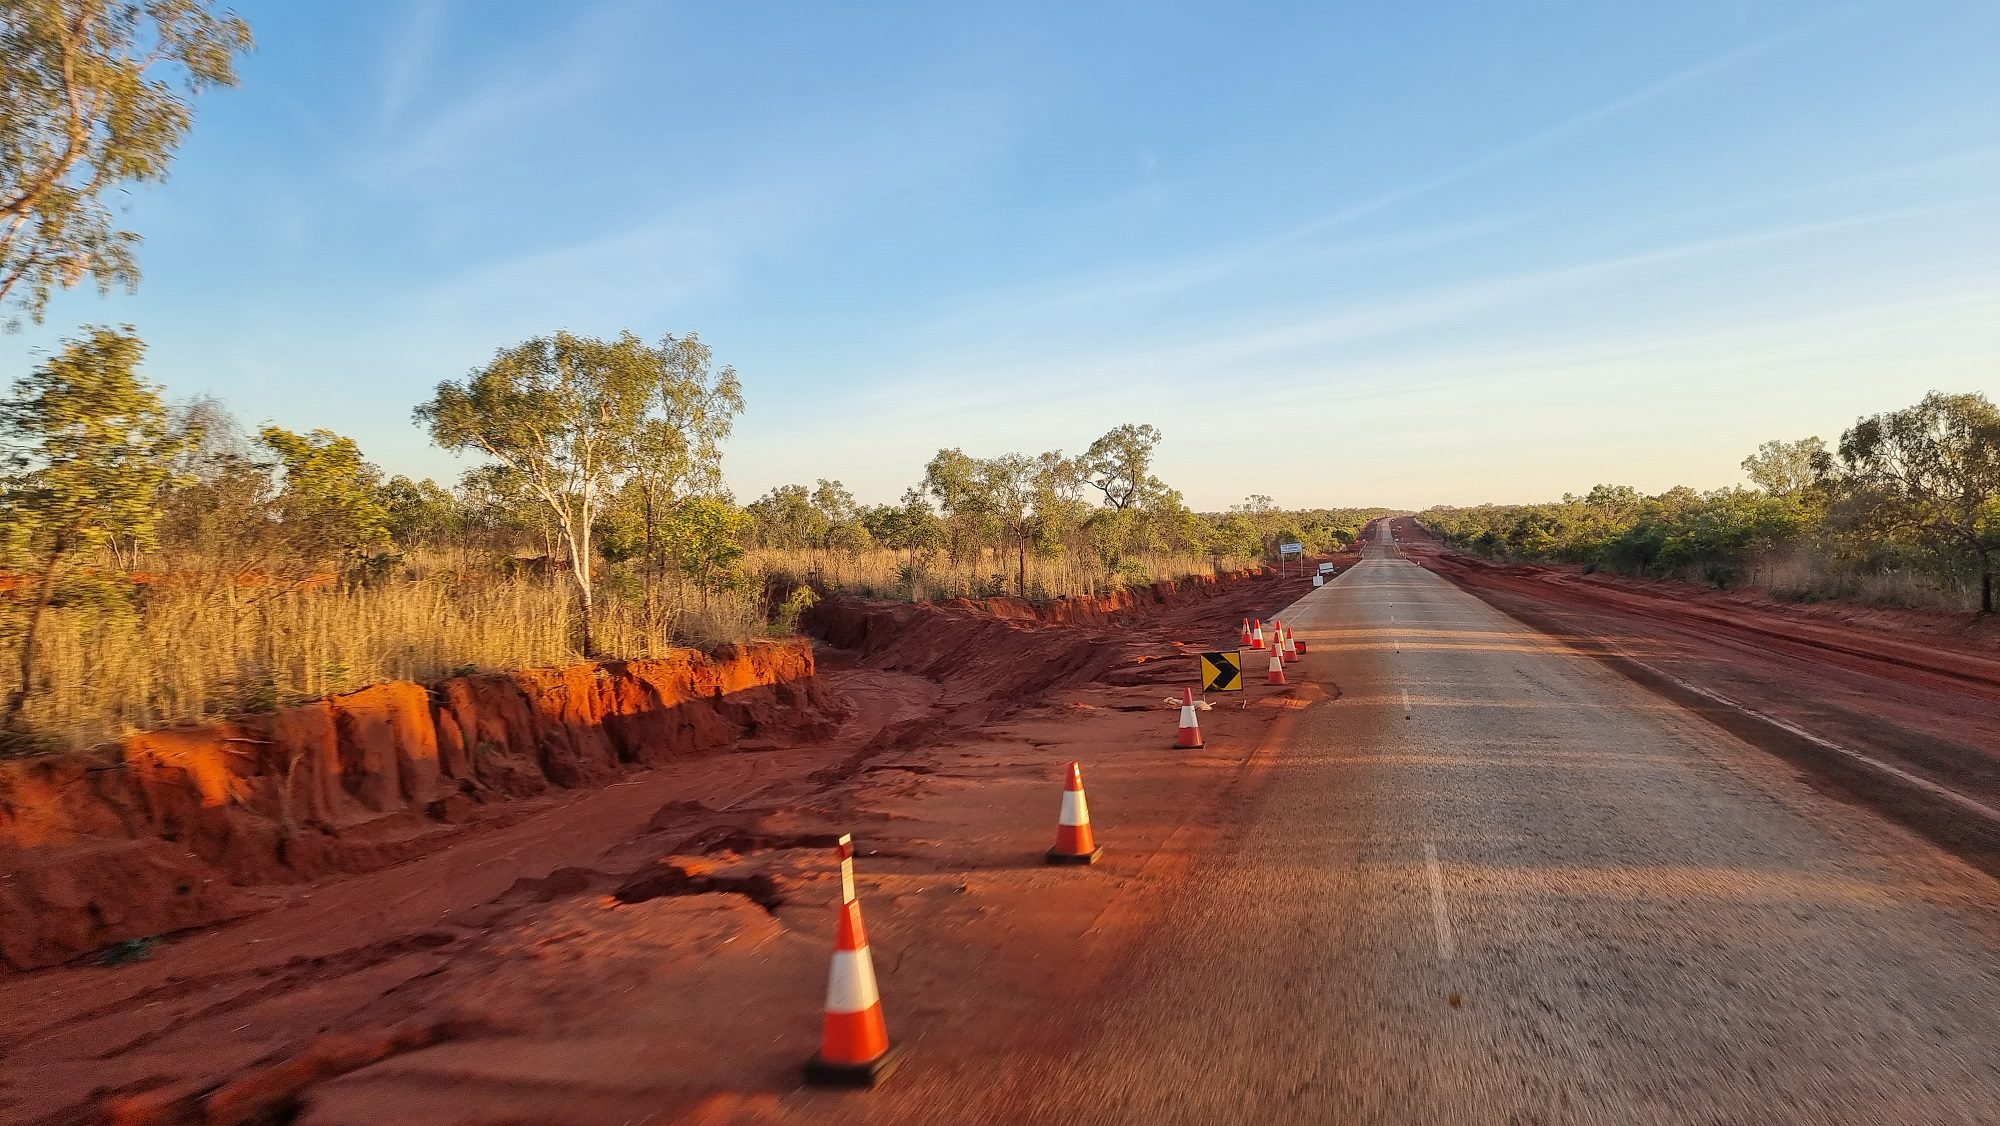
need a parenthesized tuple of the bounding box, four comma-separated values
(1200, 650, 1242, 692)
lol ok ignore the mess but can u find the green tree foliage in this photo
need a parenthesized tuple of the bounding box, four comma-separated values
(858, 487, 945, 568)
(257, 426, 390, 578)
(378, 474, 461, 550)
(1028, 451, 1090, 557)
(0, 0, 254, 325)
(0, 325, 183, 719)
(973, 451, 1040, 596)
(917, 449, 1105, 595)
(1742, 437, 1832, 497)
(1836, 392, 2000, 613)
(665, 494, 750, 607)
(457, 463, 547, 558)
(619, 332, 742, 613)
(153, 393, 275, 580)
(1082, 423, 1165, 511)
(1424, 487, 1811, 586)
(1424, 390, 2000, 611)
(920, 447, 991, 564)
(418, 330, 733, 655)
(746, 483, 828, 549)
(745, 479, 872, 554)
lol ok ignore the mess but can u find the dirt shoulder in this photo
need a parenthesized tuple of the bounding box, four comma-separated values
(0, 565, 1334, 1125)
(1396, 518, 2000, 874)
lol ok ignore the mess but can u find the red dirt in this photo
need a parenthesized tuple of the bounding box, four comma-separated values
(1397, 518, 2000, 869)
(0, 565, 1332, 1125)
(0, 642, 835, 973)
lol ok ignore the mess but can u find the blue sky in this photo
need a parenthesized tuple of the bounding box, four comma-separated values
(5, 0, 1997, 509)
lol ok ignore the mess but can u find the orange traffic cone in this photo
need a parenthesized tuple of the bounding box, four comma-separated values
(1270, 618, 1287, 662)
(804, 896, 901, 1086)
(1281, 624, 1299, 663)
(1289, 624, 1307, 654)
(1175, 687, 1203, 748)
(1265, 639, 1287, 685)
(1239, 618, 1253, 647)
(1250, 618, 1266, 649)
(1047, 761, 1103, 864)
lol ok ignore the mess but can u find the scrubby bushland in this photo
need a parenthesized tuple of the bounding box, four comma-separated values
(741, 434, 1386, 603)
(0, 325, 1366, 752)
(1420, 391, 2000, 613)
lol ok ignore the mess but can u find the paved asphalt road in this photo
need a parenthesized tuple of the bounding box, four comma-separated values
(992, 521, 2000, 1124)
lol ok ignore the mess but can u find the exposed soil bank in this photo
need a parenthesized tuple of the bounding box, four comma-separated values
(801, 568, 1289, 714)
(1395, 517, 2000, 874)
(1, 563, 1325, 1125)
(0, 641, 833, 972)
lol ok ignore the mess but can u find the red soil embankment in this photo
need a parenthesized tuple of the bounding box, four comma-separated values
(0, 560, 1325, 1124)
(803, 568, 1287, 713)
(0, 640, 834, 972)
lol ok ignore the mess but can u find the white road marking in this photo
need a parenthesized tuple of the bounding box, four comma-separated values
(1402, 688, 1411, 716)
(1422, 842, 1456, 961)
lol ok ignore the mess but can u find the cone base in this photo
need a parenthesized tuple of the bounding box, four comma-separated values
(1174, 735, 1204, 749)
(804, 1044, 904, 1088)
(1046, 845, 1104, 865)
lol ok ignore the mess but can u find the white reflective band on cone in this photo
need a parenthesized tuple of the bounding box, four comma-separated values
(1060, 789, 1090, 827)
(825, 948, 880, 1013)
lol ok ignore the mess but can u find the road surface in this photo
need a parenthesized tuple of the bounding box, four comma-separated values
(861, 519, 2000, 1124)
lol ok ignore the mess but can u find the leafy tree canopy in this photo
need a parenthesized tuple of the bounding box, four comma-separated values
(1, 0, 254, 325)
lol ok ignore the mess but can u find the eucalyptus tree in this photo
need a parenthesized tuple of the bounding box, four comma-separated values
(1082, 423, 1166, 511)
(418, 331, 742, 655)
(746, 484, 827, 549)
(1, 0, 253, 325)
(624, 332, 740, 608)
(1837, 391, 2000, 613)
(863, 487, 944, 571)
(1743, 437, 1833, 497)
(922, 447, 990, 564)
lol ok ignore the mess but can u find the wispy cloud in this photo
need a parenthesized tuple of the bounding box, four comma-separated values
(351, 1, 641, 189)
(1280, 14, 1831, 241)
(411, 184, 812, 332)
(914, 15, 1834, 358)
(376, 0, 452, 130)
(384, 88, 1015, 345)
(870, 202, 1969, 423)
(1277, 286, 2000, 413)
(916, 217, 1513, 344)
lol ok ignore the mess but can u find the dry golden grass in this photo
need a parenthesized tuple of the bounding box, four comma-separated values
(746, 546, 1246, 602)
(0, 546, 1239, 752)
(1748, 553, 1975, 612)
(0, 571, 767, 751)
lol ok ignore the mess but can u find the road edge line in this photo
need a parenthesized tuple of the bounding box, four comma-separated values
(1425, 567, 2000, 881)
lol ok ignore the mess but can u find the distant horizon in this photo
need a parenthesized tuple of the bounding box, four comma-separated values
(3, 1, 1994, 511)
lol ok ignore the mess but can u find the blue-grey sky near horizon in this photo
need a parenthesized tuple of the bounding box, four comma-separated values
(4, 0, 1997, 510)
